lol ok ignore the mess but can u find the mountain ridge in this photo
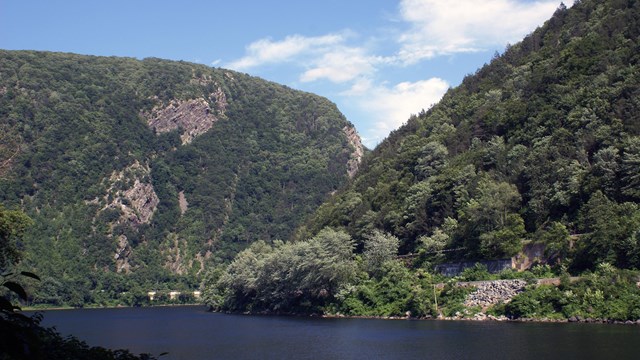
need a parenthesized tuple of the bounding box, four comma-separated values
(0, 50, 362, 305)
(300, 0, 640, 269)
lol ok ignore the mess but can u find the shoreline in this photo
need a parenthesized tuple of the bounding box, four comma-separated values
(22, 302, 204, 312)
(24, 303, 640, 325)
(214, 309, 640, 326)
(320, 313, 640, 325)
(324, 313, 640, 325)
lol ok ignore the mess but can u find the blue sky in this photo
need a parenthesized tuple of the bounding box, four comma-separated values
(1, 0, 566, 148)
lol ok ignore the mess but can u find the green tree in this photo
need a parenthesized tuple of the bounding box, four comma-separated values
(459, 178, 525, 258)
(538, 221, 571, 261)
(621, 137, 640, 199)
(578, 191, 640, 268)
(0, 205, 33, 270)
(362, 230, 399, 276)
(210, 228, 357, 313)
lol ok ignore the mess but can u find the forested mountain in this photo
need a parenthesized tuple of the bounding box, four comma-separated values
(0, 51, 362, 305)
(202, 0, 640, 318)
(300, 0, 640, 270)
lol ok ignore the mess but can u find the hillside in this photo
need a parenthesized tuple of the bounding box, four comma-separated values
(301, 0, 640, 270)
(0, 51, 362, 306)
(200, 0, 640, 319)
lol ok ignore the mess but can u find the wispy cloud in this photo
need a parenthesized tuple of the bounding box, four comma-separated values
(300, 47, 379, 83)
(347, 78, 450, 146)
(224, 1, 563, 148)
(227, 33, 346, 70)
(397, 0, 560, 63)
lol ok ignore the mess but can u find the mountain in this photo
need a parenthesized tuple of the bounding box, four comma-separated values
(0, 50, 363, 306)
(300, 0, 640, 271)
(202, 0, 640, 319)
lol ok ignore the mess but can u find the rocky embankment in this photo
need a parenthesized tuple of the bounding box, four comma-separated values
(437, 279, 527, 321)
(462, 279, 528, 309)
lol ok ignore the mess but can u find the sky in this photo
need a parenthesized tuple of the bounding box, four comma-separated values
(0, 0, 567, 148)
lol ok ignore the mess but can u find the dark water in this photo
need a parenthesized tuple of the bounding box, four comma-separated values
(35, 306, 639, 360)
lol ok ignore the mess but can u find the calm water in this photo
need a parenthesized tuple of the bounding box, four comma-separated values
(35, 306, 639, 360)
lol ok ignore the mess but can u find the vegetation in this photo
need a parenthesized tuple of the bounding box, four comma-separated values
(1, 206, 161, 359)
(204, 228, 357, 313)
(204, 228, 442, 317)
(299, 0, 640, 273)
(205, 0, 640, 320)
(499, 264, 640, 321)
(0, 51, 359, 306)
(1, 0, 639, 325)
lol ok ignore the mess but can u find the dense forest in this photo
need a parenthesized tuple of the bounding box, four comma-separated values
(1, 0, 639, 324)
(302, 0, 640, 267)
(205, 0, 640, 319)
(0, 51, 362, 306)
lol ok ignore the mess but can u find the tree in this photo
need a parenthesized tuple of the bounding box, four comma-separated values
(209, 228, 357, 313)
(578, 191, 640, 268)
(0, 205, 33, 270)
(591, 146, 620, 198)
(415, 141, 448, 180)
(621, 137, 640, 199)
(362, 230, 399, 276)
(538, 221, 571, 261)
(479, 213, 525, 258)
(458, 178, 525, 258)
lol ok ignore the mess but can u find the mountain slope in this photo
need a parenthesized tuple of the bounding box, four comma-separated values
(301, 0, 640, 271)
(0, 51, 362, 305)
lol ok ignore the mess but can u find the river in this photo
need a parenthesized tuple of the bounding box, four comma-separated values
(36, 306, 639, 359)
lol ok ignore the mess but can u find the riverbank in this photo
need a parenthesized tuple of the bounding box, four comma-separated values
(320, 311, 640, 325)
(23, 302, 204, 312)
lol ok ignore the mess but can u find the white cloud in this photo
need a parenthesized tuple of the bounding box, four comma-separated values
(226, 33, 345, 70)
(223, 1, 563, 147)
(349, 78, 450, 147)
(300, 47, 382, 83)
(397, 0, 560, 63)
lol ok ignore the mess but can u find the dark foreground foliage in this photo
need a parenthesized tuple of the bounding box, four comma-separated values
(1, 206, 161, 359)
(0, 311, 160, 360)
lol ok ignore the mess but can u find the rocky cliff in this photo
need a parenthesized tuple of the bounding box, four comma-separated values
(0, 50, 362, 305)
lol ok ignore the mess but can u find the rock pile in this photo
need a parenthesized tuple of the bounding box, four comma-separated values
(463, 279, 528, 309)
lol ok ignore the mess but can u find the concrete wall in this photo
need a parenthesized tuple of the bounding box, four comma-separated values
(435, 259, 513, 277)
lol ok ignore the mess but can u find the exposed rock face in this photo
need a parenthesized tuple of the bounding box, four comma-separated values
(92, 162, 159, 273)
(209, 87, 227, 114)
(178, 191, 188, 215)
(343, 125, 364, 178)
(165, 235, 185, 275)
(114, 235, 132, 273)
(102, 162, 159, 227)
(163, 235, 210, 276)
(145, 91, 227, 145)
(123, 180, 159, 224)
(462, 279, 527, 309)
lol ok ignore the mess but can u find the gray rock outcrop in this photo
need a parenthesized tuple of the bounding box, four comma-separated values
(463, 279, 528, 309)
